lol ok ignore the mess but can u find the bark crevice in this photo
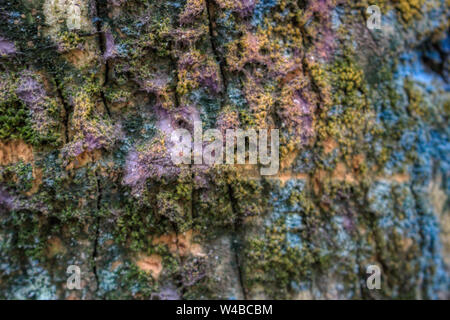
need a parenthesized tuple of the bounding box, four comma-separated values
(54, 78, 71, 143)
(94, 0, 111, 117)
(92, 171, 102, 295)
(205, 0, 228, 97)
(227, 183, 248, 300)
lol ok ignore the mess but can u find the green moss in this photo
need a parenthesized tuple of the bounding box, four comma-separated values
(404, 79, 428, 118)
(0, 209, 45, 262)
(0, 1, 70, 76)
(0, 161, 34, 192)
(104, 263, 158, 299)
(392, 0, 425, 25)
(0, 88, 38, 144)
(57, 30, 83, 51)
(113, 200, 171, 252)
(244, 218, 314, 298)
(105, 88, 132, 104)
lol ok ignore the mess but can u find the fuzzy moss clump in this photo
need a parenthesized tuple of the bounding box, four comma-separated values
(114, 203, 163, 252)
(57, 30, 83, 52)
(392, 0, 426, 24)
(243, 180, 315, 298)
(312, 51, 373, 164)
(0, 161, 34, 192)
(244, 218, 314, 298)
(0, 92, 38, 144)
(0, 72, 62, 146)
(0, 209, 46, 263)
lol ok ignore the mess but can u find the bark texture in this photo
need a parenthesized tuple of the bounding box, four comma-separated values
(0, 0, 449, 299)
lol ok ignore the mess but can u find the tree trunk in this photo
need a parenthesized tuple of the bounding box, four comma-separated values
(0, 0, 448, 299)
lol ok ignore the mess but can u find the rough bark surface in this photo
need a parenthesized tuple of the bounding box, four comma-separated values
(0, 0, 449, 299)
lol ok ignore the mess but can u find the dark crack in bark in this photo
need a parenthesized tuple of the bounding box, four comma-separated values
(94, 0, 111, 117)
(92, 170, 102, 296)
(205, 0, 228, 98)
(204, 7, 249, 297)
(170, 220, 187, 300)
(227, 183, 248, 300)
(170, 55, 181, 109)
(54, 77, 71, 143)
(410, 183, 431, 299)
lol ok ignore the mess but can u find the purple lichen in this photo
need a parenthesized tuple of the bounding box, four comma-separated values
(123, 143, 180, 197)
(15, 73, 57, 137)
(0, 37, 16, 56)
(103, 29, 117, 60)
(304, 0, 336, 60)
(179, 0, 205, 25)
(278, 90, 316, 144)
(0, 187, 14, 213)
